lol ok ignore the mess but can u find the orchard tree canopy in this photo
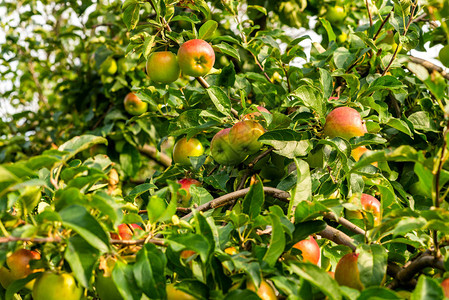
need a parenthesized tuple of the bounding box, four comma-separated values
(1, 0, 449, 299)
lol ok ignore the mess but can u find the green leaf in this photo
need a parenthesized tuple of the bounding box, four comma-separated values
(392, 217, 427, 236)
(411, 275, 444, 300)
(198, 20, 218, 40)
(213, 43, 240, 61)
(263, 207, 286, 267)
(288, 262, 342, 300)
(242, 179, 264, 219)
(143, 35, 156, 60)
(65, 235, 100, 288)
(60, 205, 110, 252)
(357, 244, 388, 288)
(358, 287, 402, 299)
(59, 135, 108, 162)
(206, 86, 232, 117)
(290, 159, 311, 219)
(123, 3, 140, 31)
(125, 183, 157, 202)
(168, 233, 212, 264)
(120, 144, 142, 177)
(258, 130, 312, 159)
(112, 261, 141, 300)
(319, 17, 336, 42)
(291, 85, 324, 116)
(319, 68, 333, 99)
(134, 244, 167, 299)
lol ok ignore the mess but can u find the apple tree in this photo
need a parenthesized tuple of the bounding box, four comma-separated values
(1, 0, 449, 299)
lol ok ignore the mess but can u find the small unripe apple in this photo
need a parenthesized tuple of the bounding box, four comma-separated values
(177, 178, 201, 207)
(246, 279, 277, 300)
(110, 224, 144, 240)
(243, 106, 271, 120)
(334, 253, 364, 291)
(292, 236, 321, 265)
(146, 51, 181, 84)
(166, 283, 196, 300)
(124, 92, 148, 116)
(33, 272, 82, 300)
(99, 57, 117, 76)
(211, 128, 247, 166)
(177, 39, 215, 77)
(172, 137, 205, 166)
(346, 193, 381, 226)
(228, 120, 265, 155)
(323, 107, 367, 140)
(325, 6, 346, 23)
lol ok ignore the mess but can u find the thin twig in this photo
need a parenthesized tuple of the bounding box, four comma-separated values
(323, 212, 366, 236)
(250, 52, 273, 84)
(365, 0, 373, 27)
(195, 77, 239, 118)
(138, 144, 172, 168)
(373, 8, 393, 41)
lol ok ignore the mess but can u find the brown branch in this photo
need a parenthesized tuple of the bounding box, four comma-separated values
(365, 0, 373, 27)
(373, 8, 393, 41)
(138, 144, 172, 168)
(237, 147, 274, 190)
(387, 254, 445, 289)
(323, 212, 366, 236)
(90, 23, 115, 29)
(318, 226, 357, 250)
(408, 56, 449, 80)
(181, 186, 291, 219)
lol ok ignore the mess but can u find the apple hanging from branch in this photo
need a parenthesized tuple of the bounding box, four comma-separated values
(177, 39, 215, 77)
(146, 51, 181, 84)
(172, 137, 205, 166)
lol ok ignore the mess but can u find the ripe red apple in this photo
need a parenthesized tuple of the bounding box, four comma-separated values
(32, 272, 83, 300)
(178, 178, 201, 207)
(346, 193, 381, 226)
(172, 137, 205, 166)
(166, 283, 196, 300)
(246, 279, 277, 300)
(323, 107, 367, 140)
(177, 39, 215, 77)
(228, 120, 265, 155)
(292, 235, 321, 265)
(146, 51, 180, 84)
(243, 106, 271, 120)
(123, 92, 148, 116)
(442, 278, 449, 298)
(7, 249, 41, 280)
(334, 253, 364, 291)
(110, 224, 144, 240)
(210, 128, 247, 166)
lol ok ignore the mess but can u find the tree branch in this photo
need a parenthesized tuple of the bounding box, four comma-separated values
(181, 186, 291, 219)
(408, 56, 449, 80)
(138, 144, 172, 168)
(318, 226, 357, 250)
(322, 212, 366, 236)
(195, 77, 240, 118)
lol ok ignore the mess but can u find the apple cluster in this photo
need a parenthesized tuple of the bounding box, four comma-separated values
(123, 39, 215, 116)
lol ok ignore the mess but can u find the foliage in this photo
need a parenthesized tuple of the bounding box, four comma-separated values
(1, 0, 449, 299)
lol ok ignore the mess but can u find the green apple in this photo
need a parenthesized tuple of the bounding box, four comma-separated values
(33, 272, 82, 300)
(325, 6, 346, 23)
(323, 107, 367, 140)
(177, 39, 215, 77)
(334, 253, 364, 291)
(228, 120, 265, 155)
(166, 283, 196, 300)
(211, 128, 247, 166)
(439, 45, 449, 68)
(123, 92, 148, 116)
(146, 51, 181, 84)
(172, 137, 205, 166)
(100, 57, 117, 76)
